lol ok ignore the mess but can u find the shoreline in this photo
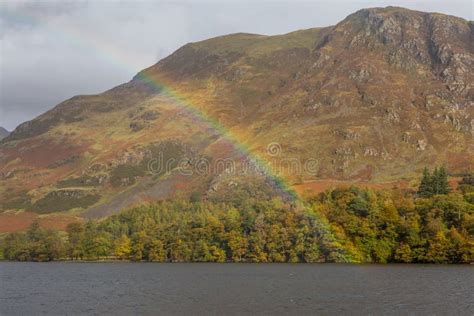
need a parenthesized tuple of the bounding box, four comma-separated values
(1, 259, 472, 265)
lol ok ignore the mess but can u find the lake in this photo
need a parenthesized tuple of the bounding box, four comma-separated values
(1, 262, 473, 315)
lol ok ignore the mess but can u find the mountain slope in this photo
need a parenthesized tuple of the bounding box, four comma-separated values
(0, 7, 472, 223)
(0, 127, 9, 141)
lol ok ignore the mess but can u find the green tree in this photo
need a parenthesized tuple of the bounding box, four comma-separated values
(169, 238, 192, 262)
(418, 167, 433, 197)
(434, 166, 450, 195)
(458, 173, 474, 195)
(2, 187, 473, 264)
(66, 222, 85, 260)
(41, 229, 65, 261)
(193, 240, 213, 262)
(303, 240, 322, 263)
(3, 232, 30, 261)
(247, 231, 268, 263)
(83, 222, 111, 260)
(26, 221, 46, 261)
(131, 231, 147, 261)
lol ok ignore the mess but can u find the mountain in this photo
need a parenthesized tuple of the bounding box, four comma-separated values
(0, 7, 472, 228)
(0, 127, 9, 140)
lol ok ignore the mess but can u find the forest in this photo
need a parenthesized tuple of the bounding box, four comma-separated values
(1, 169, 473, 263)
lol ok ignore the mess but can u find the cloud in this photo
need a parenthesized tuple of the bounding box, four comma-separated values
(0, 0, 87, 34)
(0, 0, 472, 130)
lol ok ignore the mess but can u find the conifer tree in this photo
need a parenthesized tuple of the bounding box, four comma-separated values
(432, 167, 440, 195)
(418, 167, 433, 197)
(435, 166, 450, 195)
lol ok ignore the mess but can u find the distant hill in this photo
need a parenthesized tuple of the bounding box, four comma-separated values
(0, 127, 9, 140)
(0, 7, 472, 222)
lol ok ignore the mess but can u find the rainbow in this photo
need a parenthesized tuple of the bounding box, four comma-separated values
(135, 72, 300, 203)
(1, 5, 301, 204)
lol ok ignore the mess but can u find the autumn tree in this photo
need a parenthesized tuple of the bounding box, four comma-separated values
(2, 186, 472, 264)
(147, 238, 166, 262)
(66, 222, 85, 260)
(114, 235, 131, 259)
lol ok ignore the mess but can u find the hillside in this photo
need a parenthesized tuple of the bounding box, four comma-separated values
(0, 127, 9, 141)
(0, 7, 473, 228)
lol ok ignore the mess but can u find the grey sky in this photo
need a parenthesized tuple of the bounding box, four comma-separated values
(0, 0, 472, 131)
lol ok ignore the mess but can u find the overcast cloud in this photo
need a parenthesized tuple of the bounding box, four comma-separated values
(0, 0, 472, 131)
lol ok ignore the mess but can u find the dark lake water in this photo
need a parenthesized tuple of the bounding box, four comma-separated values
(1, 262, 473, 315)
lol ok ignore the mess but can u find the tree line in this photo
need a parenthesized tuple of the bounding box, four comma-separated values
(418, 166, 451, 197)
(1, 171, 473, 263)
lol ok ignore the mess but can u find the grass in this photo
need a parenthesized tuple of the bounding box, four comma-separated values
(31, 190, 101, 214)
(109, 164, 147, 187)
(57, 175, 104, 188)
(1, 191, 32, 211)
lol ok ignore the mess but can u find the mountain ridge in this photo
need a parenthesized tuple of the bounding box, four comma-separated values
(0, 6, 472, 226)
(0, 127, 9, 141)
